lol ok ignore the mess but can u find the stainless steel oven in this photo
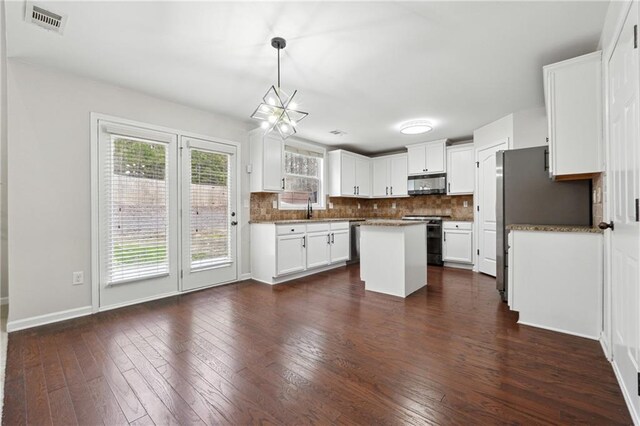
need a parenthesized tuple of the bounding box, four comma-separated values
(402, 215, 443, 266)
(407, 173, 447, 195)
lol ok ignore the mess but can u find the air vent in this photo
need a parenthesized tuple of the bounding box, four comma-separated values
(25, 2, 67, 34)
(329, 130, 347, 136)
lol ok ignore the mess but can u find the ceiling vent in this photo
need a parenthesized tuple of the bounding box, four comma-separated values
(329, 130, 347, 136)
(25, 2, 67, 34)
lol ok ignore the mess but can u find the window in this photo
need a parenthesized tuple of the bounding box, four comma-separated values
(279, 145, 325, 209)
(105, 135, 169, 284)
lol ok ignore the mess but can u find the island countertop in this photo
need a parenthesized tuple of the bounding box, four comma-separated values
(361, 220, 426, 227)
(507, 224, 603, 234)
(250, 218, 366, 224)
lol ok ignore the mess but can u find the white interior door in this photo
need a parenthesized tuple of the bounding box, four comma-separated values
(476, 141, 507, 276)
(608, 2, 640, 418)
(98, 121, 179, 309)
(181, 137, 237, 291)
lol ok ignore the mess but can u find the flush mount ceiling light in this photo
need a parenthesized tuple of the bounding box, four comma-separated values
(400, 120, 433, 135)
(251, 37, 308, 139)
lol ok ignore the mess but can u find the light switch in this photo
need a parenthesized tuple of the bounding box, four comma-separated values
(357, 203, 361, 209)
(72, 271, 84, 285)
(329, 202, 334, 209)
(392, 202, 396, 209)
(272, 200, 278, 209)
(463, 200, 468, 207)
(373, 203, 378, 209)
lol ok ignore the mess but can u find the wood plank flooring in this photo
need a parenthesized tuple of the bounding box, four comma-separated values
(2, 265, 632, 425)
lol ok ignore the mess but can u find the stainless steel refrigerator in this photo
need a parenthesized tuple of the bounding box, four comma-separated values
(496, 146, 592, 301)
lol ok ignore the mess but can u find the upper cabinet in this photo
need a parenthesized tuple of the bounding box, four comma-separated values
(406, 139, 447, 175)
(371, 154, 408, 197)
(249, 129, 285, 192)
(544, 51, 603, 178)
(446, 143, 474, 195)
(328, 150, 371, 197)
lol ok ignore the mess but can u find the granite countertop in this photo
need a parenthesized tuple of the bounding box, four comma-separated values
(443, 218, 474, 222)
(361, 220, 427, 227)
(507, 224, 603, 234)
(250, 218, 367, 224)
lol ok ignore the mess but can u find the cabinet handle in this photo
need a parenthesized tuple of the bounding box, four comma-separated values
(386, 186, 388, 196)
(331, 233, 335, 244)
(544, 149, 549, 171)
(302, 235, 306, 248)
(444, 232, 446, 242)
(448, 183, 450, 193)
(390, 186, 393, 195)
(282, 178, 285, 190)
(327, 234, 331, 244)
(357, 186, 360, 195)
(353, 185, 356, 195)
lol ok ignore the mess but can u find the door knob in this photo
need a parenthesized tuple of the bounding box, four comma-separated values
(231, 221, 238, 226)
(598, 221, 614, 231)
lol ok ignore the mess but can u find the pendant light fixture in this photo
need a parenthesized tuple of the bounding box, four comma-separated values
(251, 37, 308, 139)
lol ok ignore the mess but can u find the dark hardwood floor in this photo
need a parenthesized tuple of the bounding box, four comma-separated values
(2, 265, 632, 425)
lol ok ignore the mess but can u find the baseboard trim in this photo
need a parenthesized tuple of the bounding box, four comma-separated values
(7, 305, 93, 333)
(254, 262, 346, 285)
(0, 297, 7, 306)
(611, 357, 640, 425)
(443, 262, 474, 270)
(599, 334, 612, 361)
(517, 320, 599, 341)
(240, 273, 252, 281)
(99, 291, 180, 313)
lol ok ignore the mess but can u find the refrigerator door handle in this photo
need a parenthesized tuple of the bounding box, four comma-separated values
(544, 149, 549, 171)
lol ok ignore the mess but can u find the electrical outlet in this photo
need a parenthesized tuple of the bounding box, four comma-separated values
(329, 202, 334, 209)
(72, 271, 84, 285)
(357, 203, 361, 209)
(373, 203, 378, 209)
(272, 200, 278, 209)
(392, 202, 396, 209)
(463, 200, 468, 207)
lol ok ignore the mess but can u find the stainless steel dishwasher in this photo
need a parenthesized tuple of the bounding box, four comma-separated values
(348, 222, 361, 263)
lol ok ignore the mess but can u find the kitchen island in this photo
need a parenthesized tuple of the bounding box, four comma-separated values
(360, 220, 427, 298)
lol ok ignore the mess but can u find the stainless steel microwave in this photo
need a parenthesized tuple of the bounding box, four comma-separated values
(407, 173, 447, 195)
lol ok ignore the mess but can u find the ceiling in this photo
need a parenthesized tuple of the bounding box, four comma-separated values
(6, 1, 609, 154)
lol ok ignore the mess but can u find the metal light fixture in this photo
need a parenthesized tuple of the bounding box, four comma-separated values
(251, 37, 308, 139)
(400, 120, 433, 135)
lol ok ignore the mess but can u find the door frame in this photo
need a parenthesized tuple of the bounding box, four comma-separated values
(90, 113, 242, 313)
(474, 138, 509, 273)
(601, 0, 635, 362)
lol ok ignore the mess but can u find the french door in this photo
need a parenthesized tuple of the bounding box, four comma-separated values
(97, 120, 237, 309)
(180, 137, 237, 291)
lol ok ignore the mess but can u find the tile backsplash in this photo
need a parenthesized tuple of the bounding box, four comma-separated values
(250, 193, 474, 222)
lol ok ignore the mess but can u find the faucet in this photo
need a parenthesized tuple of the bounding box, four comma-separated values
(307, 197, 313, 220)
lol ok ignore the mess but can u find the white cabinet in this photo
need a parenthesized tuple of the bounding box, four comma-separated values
(406, 140, 447, 175)
(251, 222, 350, 284)
(446, 144, 474, 195)
(372, 154, 408, 197)
(249, 130, 284, 192)
(276, 233, 306, 275)
(329, 223, 350, 263)
(544, 51, 603, 177)
(328, 150, 371, 197)
(442, 221, 473, 265)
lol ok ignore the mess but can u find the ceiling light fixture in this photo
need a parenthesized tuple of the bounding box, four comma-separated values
(400, 120, 433, 135)
(251, 37, 308, 139)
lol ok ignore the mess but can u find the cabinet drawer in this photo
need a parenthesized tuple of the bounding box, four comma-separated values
(443, 221, 472, 231)
(277, 224, 306, 235)
(330, 221, 350, 230)
(306, 222, 330, 233)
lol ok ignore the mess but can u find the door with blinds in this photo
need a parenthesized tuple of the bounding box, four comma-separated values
(180, 137, 237, 291)
(98, 121, 179, 308)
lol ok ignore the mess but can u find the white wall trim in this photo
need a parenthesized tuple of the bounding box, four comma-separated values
(240, 272, 252, 281)
(0, 296, 6, 306)
(98, 290, 179, 313)
(252, 262, 346, 286)
(90, 113, 244, 312)
(612, 353, 640, 425)
(517, 320, 599, 341)
(7, 305, 92, 332)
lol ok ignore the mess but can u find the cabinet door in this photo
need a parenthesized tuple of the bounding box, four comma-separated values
(443, 230, 473, 263)
(263, 136, 284, 191)
(306, 232, 330, 269)
(425, 141, 446, 174)
(277, 234, 306, 275)
(355, 157, 371, 197)
(371, 158, 389, 197)
(407, 145, 426, 175)
(389, 155, 408, 196)
(447, 145, 474, 194)
(340, 154, 357, 196)
(330, 229, 350, 263)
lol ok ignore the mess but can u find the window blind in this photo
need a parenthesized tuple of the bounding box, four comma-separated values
(104, 135, 169, 284)
(189, 149, 231, 269)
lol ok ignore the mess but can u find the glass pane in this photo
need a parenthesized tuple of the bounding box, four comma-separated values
(284, 151, 319, 177)
(282, 176, 319, 205)
(108, 137, 168, 283)
(190, 149, 230, 269)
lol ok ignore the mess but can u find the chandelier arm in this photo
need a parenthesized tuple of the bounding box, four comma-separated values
(277, 47, 280, 88)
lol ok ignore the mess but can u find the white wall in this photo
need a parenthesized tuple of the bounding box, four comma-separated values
(0, 0, 6, 307)
(512, 107, 547, 149)
(7, 60, 252, 324)
(473, 114, 513, 149)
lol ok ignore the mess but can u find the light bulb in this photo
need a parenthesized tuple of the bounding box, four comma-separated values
(268, 97, 276, 106)
(268, 115, 277, 123)
(280, 124, 289, 132)
(260, 121, 269, 129)
(260, 105, 270, 112)
(290, 120, 297, 127)
(288, 101, 297, 110)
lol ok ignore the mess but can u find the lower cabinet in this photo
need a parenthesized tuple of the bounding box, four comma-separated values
(251, 221, 350, 284)
(442, 221, 473, 266)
